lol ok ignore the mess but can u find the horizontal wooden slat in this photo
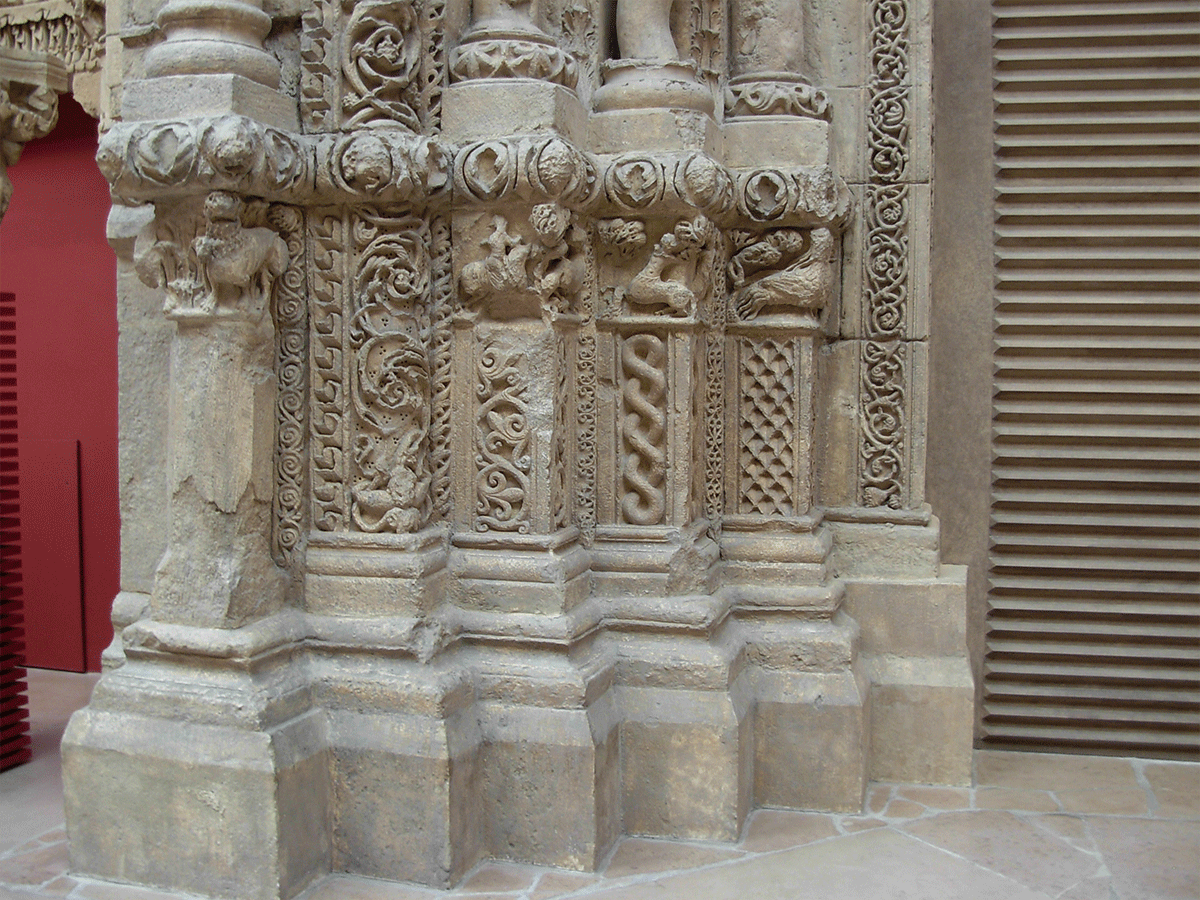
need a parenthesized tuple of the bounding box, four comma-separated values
(985, 0, 1200, 760)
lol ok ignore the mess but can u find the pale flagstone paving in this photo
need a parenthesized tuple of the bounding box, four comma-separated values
(2, 671, 1198, 900)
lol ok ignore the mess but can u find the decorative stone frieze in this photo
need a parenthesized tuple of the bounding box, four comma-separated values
(56, 1, 974, 897)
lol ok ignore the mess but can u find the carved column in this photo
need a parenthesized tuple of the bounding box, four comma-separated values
(591, 0, 714, 153)
(122, 0, 294, 128)
(0, 49, 65, 220)
(132, 193, 290, 626)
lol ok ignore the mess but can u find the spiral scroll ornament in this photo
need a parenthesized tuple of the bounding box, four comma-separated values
(270, 207, 308, 566)
(861, 0, 911, 508)
(475, 344, 531, 532)
(620, 334, 669, 527)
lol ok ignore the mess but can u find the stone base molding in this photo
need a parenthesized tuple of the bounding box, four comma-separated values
(50, 0, 970, 896)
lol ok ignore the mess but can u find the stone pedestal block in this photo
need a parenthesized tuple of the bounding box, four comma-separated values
(63, 693, 329, 900)
(476, 699, 620, 870)
(327, 707, 482, 887)
(742, 614, 870, 812)
(618, 681, 752, 841)
(304, 529, 449, 617)
(590, 107, 721, 155)
(120, 74, 298, 129)
(443, 80, 586, 143)
(724, 117, 833, 168)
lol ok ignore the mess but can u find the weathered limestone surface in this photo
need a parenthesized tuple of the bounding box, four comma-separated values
(0, 0, 973, 897)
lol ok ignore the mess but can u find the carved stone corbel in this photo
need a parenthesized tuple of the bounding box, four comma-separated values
(0, 48, 65, 220)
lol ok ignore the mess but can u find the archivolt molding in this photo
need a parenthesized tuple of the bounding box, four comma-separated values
(0, 0, 103, 74)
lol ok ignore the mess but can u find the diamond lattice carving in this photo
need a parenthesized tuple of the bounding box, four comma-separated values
(739, 339, 795, 516)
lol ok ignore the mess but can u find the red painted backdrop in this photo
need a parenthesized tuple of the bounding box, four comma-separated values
(0, 95, 119, 672)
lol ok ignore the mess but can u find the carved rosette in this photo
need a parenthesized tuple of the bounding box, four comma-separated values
(98, 116, 452, 207)
(861, 0, 911, 510)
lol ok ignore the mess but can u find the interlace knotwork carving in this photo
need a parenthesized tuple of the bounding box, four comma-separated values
(475, 342, 531, 533)
(309, 211, 348, 530)
(270, 206, 309, 565)
(740, 339, 796, 517)
(552, 331, 570, 530)
(349, 215, 433, 533)
(725, 79, 832, 121)
(419, 0, 448, 131)
(626, 216, 718, 318)
(861, 340, 904, 509)
(460, 205, 586, 317)
(341, 0, 424, 130)
(575, 330, 598, 545)
(862, 0, 911, 508)
(620, 333, 668, 527)
(704, 332, 724, 536)
(728, 227, 835, 321)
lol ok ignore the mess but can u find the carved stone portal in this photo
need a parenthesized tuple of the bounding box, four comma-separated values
(51, 1, 975, 897)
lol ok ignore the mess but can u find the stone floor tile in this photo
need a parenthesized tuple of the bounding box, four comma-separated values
(527, 870, 598, 899)
(1027, 814, 1096, 853)
(0, 842, 68, 886)
(300, 874, 439, 899)
(740, 810, 839, 853)
(458, 863, 537, 894)
(839, 817, 887, 834)
(882, 799, 926, 819)
(601, 837, 742, 879)
(1143, 762, 1200, 819)
(582, 828, 1054, 900)
(976, 751, 1139, 793)
(866, 784, 892, 814)
(903, 810, 1101, 896)
(0, 888, 45, 900)
(1057, 875, 1118, 900)
(1056, 788, 1149, 817)
(74, 880, 199, 899)
(1088, 817, 1200, 900)
(894, 785, 971, 809)
(975, 787, 1060, 813)
(32, 831, 65, 848)
(38, 875, 78, 897)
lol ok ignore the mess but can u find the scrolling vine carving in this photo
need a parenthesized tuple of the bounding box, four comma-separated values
(861, 0, 911, 509)
(475, 342, 532, 532)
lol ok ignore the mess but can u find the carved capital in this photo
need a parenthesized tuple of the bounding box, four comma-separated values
(133, 192, 293, 327)
(0, 48, 66, 218)
(727, 227, 835, 323)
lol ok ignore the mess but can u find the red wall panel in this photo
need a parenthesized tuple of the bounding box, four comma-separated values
(0, 96, 119, 672)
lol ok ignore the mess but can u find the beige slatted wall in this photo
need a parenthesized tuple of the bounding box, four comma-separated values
(984, 0, 1200, 758)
